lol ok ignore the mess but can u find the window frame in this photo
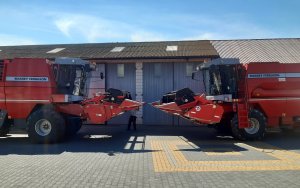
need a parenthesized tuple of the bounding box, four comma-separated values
(186, 63, 194, 77)
(117, 64, 125, 77)
(154, 63, 162, 77)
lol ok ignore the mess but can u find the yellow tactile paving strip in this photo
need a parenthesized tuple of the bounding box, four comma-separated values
(150, 138, 300, 172)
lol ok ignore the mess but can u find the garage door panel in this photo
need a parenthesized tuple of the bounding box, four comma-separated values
(106, 63, 136, 125)
(143, 63, 174, 125)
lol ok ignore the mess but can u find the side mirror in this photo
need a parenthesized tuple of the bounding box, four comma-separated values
(191, 71, 201, 81)
(100, 72, 104, 80)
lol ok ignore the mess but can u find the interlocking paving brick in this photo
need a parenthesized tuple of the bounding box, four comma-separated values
(177, 143, 277, 161)
(150, 138, 300, 172)
(0, 125, 300, 187)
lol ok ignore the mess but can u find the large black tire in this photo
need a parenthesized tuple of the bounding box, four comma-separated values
(27, 108, 66, 144)
(231, 109, 266, 140)
(0, 117, 13, 137)
(65, 116, 82, 137)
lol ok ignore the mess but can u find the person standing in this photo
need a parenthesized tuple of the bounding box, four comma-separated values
(127, 92, 138, 131)
(127, 108, 138, 130)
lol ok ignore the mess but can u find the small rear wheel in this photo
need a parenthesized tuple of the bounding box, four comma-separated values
(65, 116, 83, 137)
(0, 117, 13, 137)
(214, 118, 232, 134)
(231, 109, 266, 140)
(27, 108, 66, 144)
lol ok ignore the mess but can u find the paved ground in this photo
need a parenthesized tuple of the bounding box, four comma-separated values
(1, 124, 300, 187)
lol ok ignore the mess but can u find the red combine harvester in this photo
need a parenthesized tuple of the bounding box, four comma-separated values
(0, 58, 142, 143)
(152, 59, 300, 140)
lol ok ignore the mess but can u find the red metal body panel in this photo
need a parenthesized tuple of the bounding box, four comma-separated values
(184, 104, 224, 124)
(0, 83, 5, 110)
(51, 94, 67, 103)
(246, 62, 300, 127)
(151, 101, 182, 114)
(0, 62, 8, 109)
(152, 94, 224, 124)
(282, 64, 300, 120)
(55, 98, 143, 124)
(83, 99, 142, 124)
(2, 58, 55, 118)
(83, 104, 109, 123)
(55, 104, 85, 117)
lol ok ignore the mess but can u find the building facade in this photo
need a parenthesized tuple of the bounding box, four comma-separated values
(1, 39, 300, 125)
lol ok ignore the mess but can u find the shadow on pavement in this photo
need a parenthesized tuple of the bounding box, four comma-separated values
(0, 124, 300, 155)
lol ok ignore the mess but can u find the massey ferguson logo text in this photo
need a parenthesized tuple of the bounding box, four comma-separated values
(248, 73, 284, 78)
(6, 76, 49, 82)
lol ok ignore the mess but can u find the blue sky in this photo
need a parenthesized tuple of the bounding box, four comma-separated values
(0, 0, 299, 46)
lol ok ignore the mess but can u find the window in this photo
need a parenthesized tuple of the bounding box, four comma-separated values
(186, 63, 194, 76)
(47, 48, 65, 53)
(166, 45, 178, 51)
(154, 63, 162, 77)
(117, 64, 125, 77)
(111, 47, 125, 52)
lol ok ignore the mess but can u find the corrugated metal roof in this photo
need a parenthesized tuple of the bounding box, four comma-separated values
(211, 39, 300, 64)
(2, 39, 300, 62)
(0, 40, 218, 59)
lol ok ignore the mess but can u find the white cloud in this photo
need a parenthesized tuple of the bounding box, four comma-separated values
(0, 34, 37, 46)
(52, 13, 168, 42)
(51, 12, 276, 43)
(54, 19, 74, 37)
(53, 14, 130, 42)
